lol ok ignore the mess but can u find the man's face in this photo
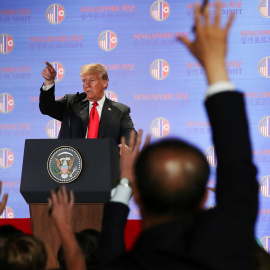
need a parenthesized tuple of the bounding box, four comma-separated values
(81, 73, 108, 102)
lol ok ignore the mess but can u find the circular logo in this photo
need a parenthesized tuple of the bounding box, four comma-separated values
(46, 119, 62, 139)
(0, 34, 14, 54)
(0, 206, 14, 219)
(0, 148, 14, 169)
(205, 146, 217, 167)
(0, 93, 15, 114)
(150, 1, 170, 21)
(98, 30, 118, 51)
(47, 146, 83, 183)
(260, 236, 270, 253)
(150, 117, 170, 138)
(259, 175, 270, 197)
(258, 57, 270, 78)
(50, 61, 65, 82)
(150, 59, 170, 80)
(258, 0, 270, 18)
(105, 90, 118, 102)
(46, 4, 65, 24)
(258, 116, 270, 137)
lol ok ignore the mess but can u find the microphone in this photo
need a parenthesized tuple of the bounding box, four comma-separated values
(72, 92, 86, 104)
(76, 92, 86, 102)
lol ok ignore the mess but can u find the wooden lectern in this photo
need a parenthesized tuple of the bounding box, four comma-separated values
(20, 139, 120, 269)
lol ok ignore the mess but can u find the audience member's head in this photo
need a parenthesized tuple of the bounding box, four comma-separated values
(79, 228, 100, 249)
(0, 225, 24, 250)
(0, 234, 47, 270)
(134, 139, 210, 223)
(57, 229, 100, 270)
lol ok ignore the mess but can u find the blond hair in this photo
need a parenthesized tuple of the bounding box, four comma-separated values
(81, 63, 109, 81)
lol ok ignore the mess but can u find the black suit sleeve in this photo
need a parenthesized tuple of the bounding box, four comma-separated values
(206, 92, 258, 257)
(99, 202, 129, 268)
(39, 84, 68, 121)
(120, 106, 137, 146)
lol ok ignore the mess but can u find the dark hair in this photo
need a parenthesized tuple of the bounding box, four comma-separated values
(57, 229, 100, 270)
(79, 229, 100, 250)
(0, 234, 47, 270)
(0, 225, 24, 250)
(135, 139, 210, 219)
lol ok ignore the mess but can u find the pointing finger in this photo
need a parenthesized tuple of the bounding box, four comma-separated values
(45, 61, 54, 68)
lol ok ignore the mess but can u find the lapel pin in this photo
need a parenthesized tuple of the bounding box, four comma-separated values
(108, 108, 111, 111)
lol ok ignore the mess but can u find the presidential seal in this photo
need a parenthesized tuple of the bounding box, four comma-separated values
(47, 146, 82, 183)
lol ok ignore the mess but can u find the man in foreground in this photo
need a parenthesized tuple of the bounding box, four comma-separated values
(39, 62, 136, 147)
(99, 2, 258, 269)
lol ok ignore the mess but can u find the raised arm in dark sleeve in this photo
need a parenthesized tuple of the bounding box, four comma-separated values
(39, 84, 68, 121)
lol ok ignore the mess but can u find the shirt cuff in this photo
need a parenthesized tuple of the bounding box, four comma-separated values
(205, 81, 235, 100)
(110, 178, 132, 206)
(42, 83, 54, 91)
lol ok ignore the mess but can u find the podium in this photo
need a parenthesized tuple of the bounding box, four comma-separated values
(20, 139, 120, 269)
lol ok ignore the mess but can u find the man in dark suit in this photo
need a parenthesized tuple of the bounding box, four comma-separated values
(39, 62, 136, 147)
(99, 2, 258, 270)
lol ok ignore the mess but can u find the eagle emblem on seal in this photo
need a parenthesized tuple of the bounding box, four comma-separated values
(55, 154, 76, 179)
(47, 147, 82, 183)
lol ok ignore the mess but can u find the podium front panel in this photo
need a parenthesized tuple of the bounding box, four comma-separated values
(20, 139, 120, 203)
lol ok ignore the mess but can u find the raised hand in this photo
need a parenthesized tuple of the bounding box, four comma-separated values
(48, 186, 86, 270)
(178, 1, 234, 84)
(120, 130, 150, 185)
(48, 185, 74, 228)
(42, 61, 57, 85)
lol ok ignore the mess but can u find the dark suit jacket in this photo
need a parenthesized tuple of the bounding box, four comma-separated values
(99, 92, 258, 270)
(39, 85, 136, 145)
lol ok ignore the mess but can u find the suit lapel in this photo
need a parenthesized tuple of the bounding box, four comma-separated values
(98, 97, 112, 138)
(80, 99, 89, 135)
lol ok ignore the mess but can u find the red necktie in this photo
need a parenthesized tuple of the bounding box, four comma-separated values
(87, 102, 99, 138)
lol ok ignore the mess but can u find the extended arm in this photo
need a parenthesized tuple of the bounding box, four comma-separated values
(39, 61, 67, 120)
(180, 3, 258, 267)
(179, 1, 257, 218)
(39, 84, 68, 121)
(48, 186, 86, 270)
(100, 131, 150, 267)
